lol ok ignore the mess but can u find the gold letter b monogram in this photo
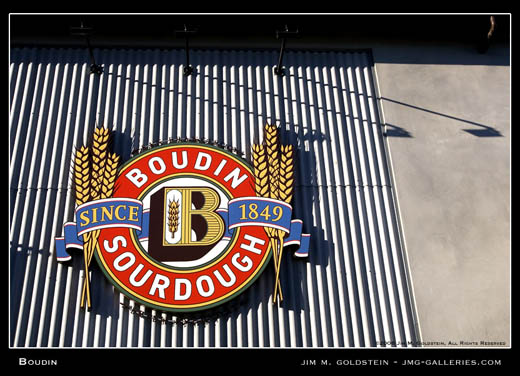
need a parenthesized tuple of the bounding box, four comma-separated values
(148, 186, 225, 263)
(174, 187, 224, 246)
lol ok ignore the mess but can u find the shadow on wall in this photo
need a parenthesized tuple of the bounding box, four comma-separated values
(373, 42, 510, 67)
(384, 123, 413, 138)
(381, 97, 502, 138)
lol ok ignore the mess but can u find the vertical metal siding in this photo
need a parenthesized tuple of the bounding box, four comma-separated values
(9, 47, 417, 348)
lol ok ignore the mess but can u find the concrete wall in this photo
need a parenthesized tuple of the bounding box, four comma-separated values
(372, 43, 510, 346)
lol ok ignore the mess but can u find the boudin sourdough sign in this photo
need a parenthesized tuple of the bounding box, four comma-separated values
(55, 125, 310, 312)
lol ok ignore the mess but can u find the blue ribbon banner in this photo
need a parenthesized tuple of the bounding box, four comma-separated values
(55, 197, 310, 262)
(55, 198, 149, 261)
(217, 197, 311, 258)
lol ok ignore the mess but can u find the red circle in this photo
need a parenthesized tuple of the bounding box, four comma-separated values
(95, 144, 271, 312)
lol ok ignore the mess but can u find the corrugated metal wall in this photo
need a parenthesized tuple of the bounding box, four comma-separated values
(9, 47, 418, 347)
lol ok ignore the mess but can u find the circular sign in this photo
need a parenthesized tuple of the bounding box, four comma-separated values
(94, 144, 272, 312)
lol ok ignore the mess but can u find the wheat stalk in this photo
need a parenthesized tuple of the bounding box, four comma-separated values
(263, 124, 280, 240)
(251, 144, 269, 197)
(252, 142, 277, 247)
(101, 152, 120, 200)
(85, 151, 120, 269)
(90, 127, 110, 200)
(252, 141, 283, 300)
(80, 127, 114, 309)
(73, 145, 94, 308)
(74, 146, 91, 206)
(168, 199, 179, 235)
(264, 123, 280, 201)
(274, 144, 295, 302)
(263, 124, 288, 303)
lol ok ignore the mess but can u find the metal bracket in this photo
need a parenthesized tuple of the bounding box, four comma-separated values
(175, 24, 198, 76)
(274, 25, 299, 76)
(70, 21, 103, 75)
